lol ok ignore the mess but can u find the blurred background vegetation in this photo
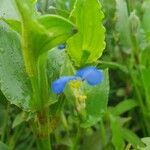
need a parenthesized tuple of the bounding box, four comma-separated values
(1, 0, 150, 149)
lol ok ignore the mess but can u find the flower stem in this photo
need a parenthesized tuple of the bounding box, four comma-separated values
(99, 121, 107, 147)
(36, 137, 51, 150)
(22, 33, 51, 149)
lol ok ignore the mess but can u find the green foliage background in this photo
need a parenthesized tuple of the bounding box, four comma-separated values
(0, 0, 150, 150)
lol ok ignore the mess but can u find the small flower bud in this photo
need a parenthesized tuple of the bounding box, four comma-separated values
(129, 11, 140, 35)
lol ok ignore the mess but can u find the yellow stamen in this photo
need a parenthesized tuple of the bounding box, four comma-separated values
(69, 80, 82, 89)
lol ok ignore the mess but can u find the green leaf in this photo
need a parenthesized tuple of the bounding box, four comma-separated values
(0, 90, 7, 106)
(97, 60, 128, 73)
(141, 47, 150, 67)
(80, 131, 102, 150)
(141, 68, 150, 107)
(0, 22, 32, 110)
(12, 112, 26, 128)
(15, 0, 76, 59)
(101, 0, 116, 20)
(110, 115, 125, 150)
(82, 69, 109, 127)
(110, 99, 138, 116)
(115, 0, 131, 48)
(67, 0, 105, 66)
(13, 0, 76, 110)
(0, 105, 6, 128)
(0, 141, 9, 150)
(122, 128, 145, 148)
(47, 48, 67, 104)
(47, 48, 66, 81)
(47, 48, 75, 84)
(37, 15, 76, 55)
(0, 0, 19, 20)
(51, 0, 75, 16)
(0, 19, 21, 33)
(47, 48, 75, 106)
(12, 111, 33, 128)
(142, 0, 150, 42)
(139, 137, 150, 150)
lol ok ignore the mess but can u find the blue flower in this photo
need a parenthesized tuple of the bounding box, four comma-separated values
(52, 76, 76, 94)
(51, 66, 104, 94)
(76, 66, 104, 85)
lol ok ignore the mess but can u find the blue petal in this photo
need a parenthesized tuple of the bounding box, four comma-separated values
(58, 44, 66, 50)
(76, 66, 96, 77)
(76, 66, 104, 85)
(52, 76, 76, 94)
(35, 3, 41, 11)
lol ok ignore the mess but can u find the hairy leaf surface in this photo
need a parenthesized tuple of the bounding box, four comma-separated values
(82, 69, 109, 127)
(0, 22, 32, 110)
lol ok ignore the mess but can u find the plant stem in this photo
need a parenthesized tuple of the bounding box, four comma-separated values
(72, 126, 80, 150)
(36, 136, 51, 150)
(129, 67, 150, 136)
(35, 53, 52, 149)
(1, 103, 9, 142)
(129, 22, 150, 136)
(99, 121, 107, 147)
(37, 53, 49, 109)
(22, 33, 51, 149)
